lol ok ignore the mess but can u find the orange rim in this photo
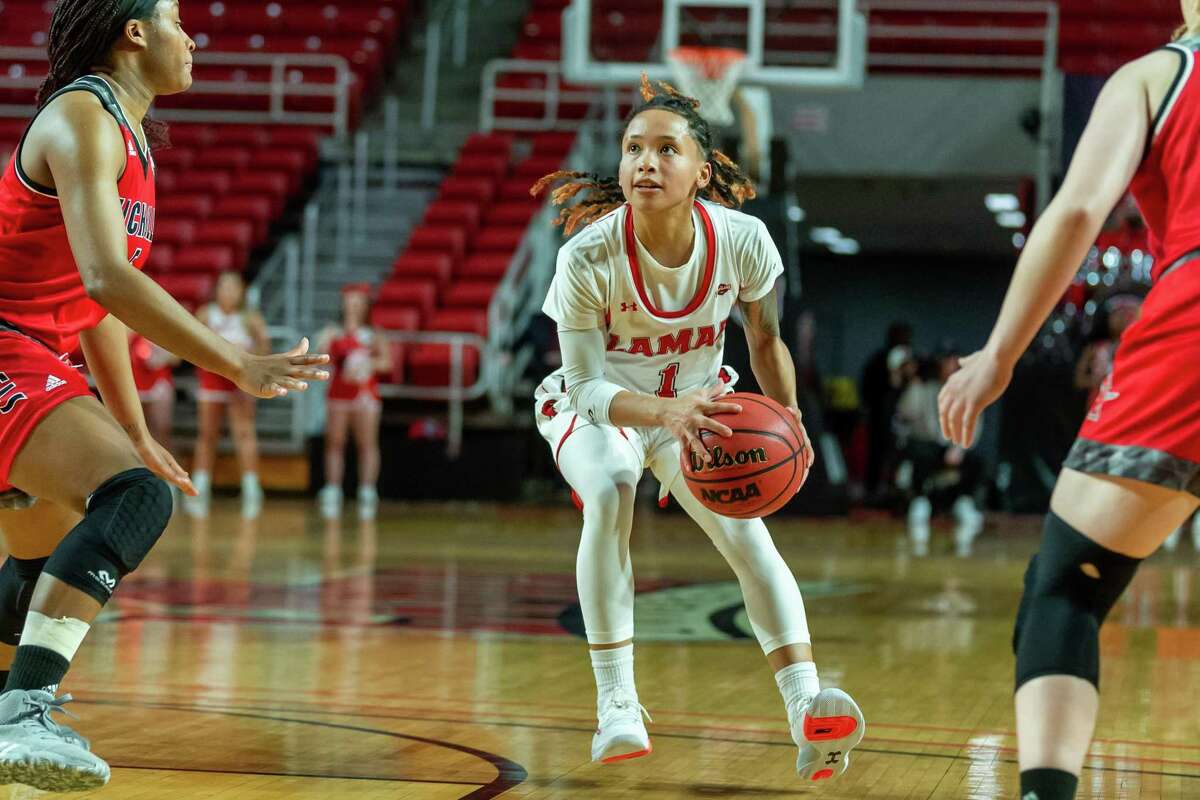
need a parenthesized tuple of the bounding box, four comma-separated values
(669, 46, 746, 80)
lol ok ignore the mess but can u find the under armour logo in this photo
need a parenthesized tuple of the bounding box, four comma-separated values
(88, 570, 116, 594)
(717, 283, 732, 296)
(620, 302, 638, 313)
(1086, 374, 1120, 422)
(824, 751, 842, 764)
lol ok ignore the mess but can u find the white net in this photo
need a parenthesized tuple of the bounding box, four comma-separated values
(667, 47, 746, 127)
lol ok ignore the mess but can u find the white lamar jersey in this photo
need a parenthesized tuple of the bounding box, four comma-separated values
(541, 198, 784, 399)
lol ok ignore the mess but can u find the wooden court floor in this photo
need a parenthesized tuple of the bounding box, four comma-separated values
(5, 498, 1200, 799)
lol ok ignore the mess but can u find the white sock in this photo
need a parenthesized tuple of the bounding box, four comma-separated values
(590, 644, 635, 702)
(776, 661, 821, 735)
(22, 612, 90, 661)
(192, 470, 210, 494)
(241, 472, 260, 492)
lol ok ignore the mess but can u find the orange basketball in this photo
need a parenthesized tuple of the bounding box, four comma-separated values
(679, 392, 810, 519)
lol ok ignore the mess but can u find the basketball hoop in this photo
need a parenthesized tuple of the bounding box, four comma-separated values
(667, 46, 746, 127)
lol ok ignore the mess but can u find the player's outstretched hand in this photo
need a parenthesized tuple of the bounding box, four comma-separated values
(235, 337, 330, 399)
(938, 349, 1012, 447)
(133, 434, 196, 496)
(661, 384, 742, 465)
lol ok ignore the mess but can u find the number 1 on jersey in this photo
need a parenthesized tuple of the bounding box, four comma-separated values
(656, 362, 680, 398)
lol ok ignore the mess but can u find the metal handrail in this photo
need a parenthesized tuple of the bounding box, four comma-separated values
(421, 0, 471, 131)
(480, 58, 610, 132)
(0, 47, 353, 135)
(376, 330, 489, 459)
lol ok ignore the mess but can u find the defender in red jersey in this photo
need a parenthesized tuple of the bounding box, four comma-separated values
(315, 283, 391, 521)
(940, 16, 1200, 800)
(0, 0, 328, 792)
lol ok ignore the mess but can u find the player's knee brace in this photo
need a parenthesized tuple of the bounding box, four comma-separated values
(0, 556, 46, 646)
(1013, 512, 1140, 690)
(44, 468, 173, 606)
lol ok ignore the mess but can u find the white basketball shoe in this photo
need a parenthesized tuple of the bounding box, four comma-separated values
(792, 688, 865, 784)
(591, 688, 652, 764)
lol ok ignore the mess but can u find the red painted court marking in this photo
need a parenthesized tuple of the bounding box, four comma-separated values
(811, 769, 834, 781)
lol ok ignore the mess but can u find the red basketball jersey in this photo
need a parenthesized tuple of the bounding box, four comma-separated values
(1130, 41, 1200, 280)
(0, 75, 155, 355)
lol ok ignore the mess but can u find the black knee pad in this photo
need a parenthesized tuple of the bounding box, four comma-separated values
(0, 556, 46, 646)
(44, 468, 172, 605)
(1014, 512, 1140, 690)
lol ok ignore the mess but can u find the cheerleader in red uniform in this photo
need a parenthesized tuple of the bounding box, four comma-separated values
(316, 284, 391, 520)
(186, 272, 270, 518)
(128, 329, 179, 458)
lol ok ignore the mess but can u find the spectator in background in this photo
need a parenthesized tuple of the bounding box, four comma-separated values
(316, 284, 391, 521)
(894, 345, 985, 551)
(128, 328, 180, 472)
(861, 321, 913, 502)
(185, 272, 270, 519)
(1074, 293, 1142, 408)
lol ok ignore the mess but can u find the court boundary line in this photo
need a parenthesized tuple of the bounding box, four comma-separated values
(80, 699, 527, 798)
(77, 697, 1200, 783)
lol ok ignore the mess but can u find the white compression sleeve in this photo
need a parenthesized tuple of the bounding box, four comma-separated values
(559, 327, 625, 426)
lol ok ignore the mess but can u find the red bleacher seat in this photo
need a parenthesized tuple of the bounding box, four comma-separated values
(253, 148, 316, 180)
(230, 172, 292, 207)
(371, 306, 421, 331)
(406, 226, 467, 264)
(174, 244, 239, 274)
(454, 155, 509, 182)
(377, 279, 437, 324)
(438, 177, 497, 204)
(154, 148, 194, 170)
(485, 202, 541, 227)
(442, 281, 499, 309)
(155, 220, 197, 247)
(500, 178, 537, 202)
(193, 149, 252, 172)
(175, 171, 232, 196)
(406, 343, 481, 388)
(156, 273, 215, 309)
(428, 309, 488, 337)
(514, 155, 565, 179)
(461, 254, 510, 280)
(391, 253, 454, 288)
(474, 227, 525, 254)
(193, 220, 256, 264)
(147, 244, 175, 273)
(461, 132, 513, 157)
(158, 195, 214, 221)
(211, 196, 275, 244)
(423, 201, 482, 234)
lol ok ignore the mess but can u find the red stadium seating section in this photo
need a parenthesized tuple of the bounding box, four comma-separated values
(518, 0, 1180, 78)
(374, 130, 578, 387)
(0, 1, 412, 311)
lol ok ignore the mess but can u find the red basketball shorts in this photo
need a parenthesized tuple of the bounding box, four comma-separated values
(0, 329, 93, 492)
(196, 368, 238, 402)
(1066, 262, 1200, 496)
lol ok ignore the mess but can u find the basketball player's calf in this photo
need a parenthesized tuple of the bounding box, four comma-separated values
(0, 467, 172, 791)
(1013, 513, 1140, 800)
(0, 555, 49, 686)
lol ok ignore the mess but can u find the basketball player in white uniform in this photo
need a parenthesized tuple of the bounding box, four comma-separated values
(532, 77, 865, 782)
